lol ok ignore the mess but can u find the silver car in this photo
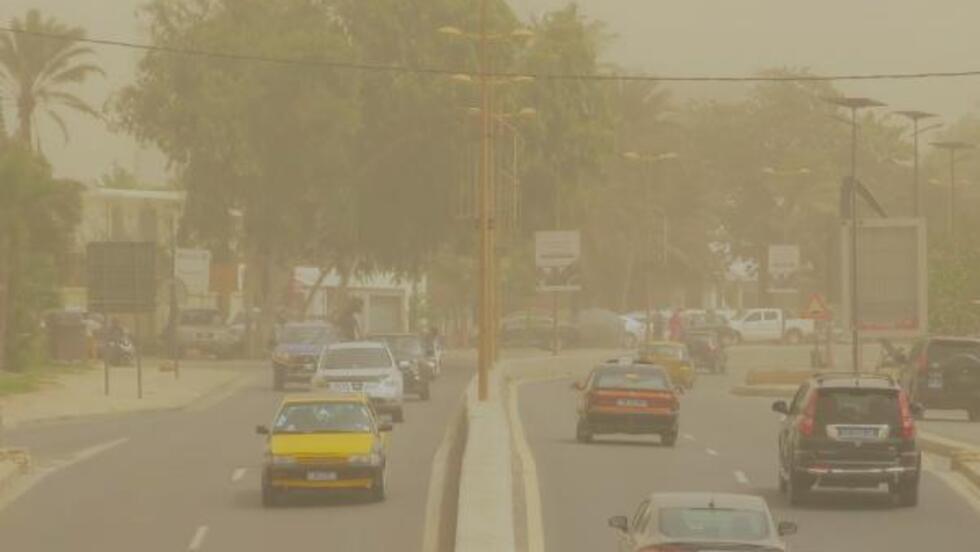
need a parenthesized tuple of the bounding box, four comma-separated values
(609, 492, 797, 551)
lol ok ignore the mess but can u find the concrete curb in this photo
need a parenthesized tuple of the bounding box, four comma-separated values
(454, 371, 515, 552)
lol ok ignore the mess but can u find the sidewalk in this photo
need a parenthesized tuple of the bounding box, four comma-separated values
(0, 359, 257, 430)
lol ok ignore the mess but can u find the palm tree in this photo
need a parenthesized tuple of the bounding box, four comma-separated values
(0, 9, 104, 150)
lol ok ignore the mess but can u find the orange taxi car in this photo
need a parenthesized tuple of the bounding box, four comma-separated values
(573, 362, 681, 446)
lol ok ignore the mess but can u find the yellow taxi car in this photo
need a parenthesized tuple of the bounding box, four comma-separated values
(256, 393, 392, 506)
(638, 341, 697, 389)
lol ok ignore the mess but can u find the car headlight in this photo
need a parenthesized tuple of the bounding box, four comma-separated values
(348, 453, 383, 466)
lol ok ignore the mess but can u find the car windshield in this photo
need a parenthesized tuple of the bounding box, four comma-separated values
(594, 369, 669, 391)
(376, 336, 424, 357)
(320, 348, 390, 370)
(279, 325, 331, 345)
(814, 389, 900, 427)
(273, 402, 374, 434)
(929, 340, 980, 364)
(658, 507, 770, 541)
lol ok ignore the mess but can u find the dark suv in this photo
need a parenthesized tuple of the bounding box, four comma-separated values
(772, 373, 922, 507)
(903, 336, 980, 421)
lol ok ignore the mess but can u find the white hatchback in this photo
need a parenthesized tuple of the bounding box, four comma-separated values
(312, 341, 405, 422)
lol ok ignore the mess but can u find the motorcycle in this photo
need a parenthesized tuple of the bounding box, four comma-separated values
(102, 334, 136, 366)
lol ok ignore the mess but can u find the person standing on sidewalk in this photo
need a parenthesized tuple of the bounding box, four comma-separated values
(668, 308, 684, 342)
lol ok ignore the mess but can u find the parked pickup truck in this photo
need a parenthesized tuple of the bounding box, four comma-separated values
(727, 308, 815, 344)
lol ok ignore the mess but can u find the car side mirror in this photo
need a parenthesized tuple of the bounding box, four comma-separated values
(378, 422, 393, 432)
(608, 515, 629, 533)
(777, 521, 798, 536)
(772, 400, 789, 415)
(255, 425, 270, 435)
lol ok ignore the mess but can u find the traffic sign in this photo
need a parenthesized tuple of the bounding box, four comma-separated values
(802, 293, 831, 321)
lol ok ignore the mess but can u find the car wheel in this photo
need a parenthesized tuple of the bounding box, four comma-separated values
(788, 471, 810, 506)
(576, 420, 593, 443)
(272, 369, 285, 391)
(392, 408, 405, 423)
(369, 466, 387, 502)
(894, 478, 919, 507)
(661, 431, 677, 447)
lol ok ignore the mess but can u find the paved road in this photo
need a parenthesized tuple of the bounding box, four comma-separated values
(519, 355, 980, 552)
(0, 356, 472, 552)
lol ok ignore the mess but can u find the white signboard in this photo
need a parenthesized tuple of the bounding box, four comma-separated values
(535, 231, 582, 292)
(768, 244, 801, 293)
(840, 219, 927, 338)
(175, 248, 211, 295)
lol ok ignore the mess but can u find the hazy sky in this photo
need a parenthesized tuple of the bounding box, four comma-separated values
(3, 1, 980, 183)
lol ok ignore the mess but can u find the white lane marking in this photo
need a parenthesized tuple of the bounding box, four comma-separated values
(509, 378, 546, 552)
(187, 525, 209, 551)
(682, 433, 695, 441)
(231, 468, 246, 482)
(0, 437, 129, 512)
(706, 448, 719, 456)
(734, 470, 750, 485)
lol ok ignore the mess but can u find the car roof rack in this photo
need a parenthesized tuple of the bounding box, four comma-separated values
(811, 371, 898, 386)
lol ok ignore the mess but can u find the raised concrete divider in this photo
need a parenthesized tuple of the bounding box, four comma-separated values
(454, 350, 622, 552)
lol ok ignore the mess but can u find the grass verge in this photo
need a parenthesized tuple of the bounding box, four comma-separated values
(0, 362, 94, 397)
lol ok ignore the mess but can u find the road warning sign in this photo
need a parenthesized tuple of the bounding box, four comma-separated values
(802, 293, 832, 321)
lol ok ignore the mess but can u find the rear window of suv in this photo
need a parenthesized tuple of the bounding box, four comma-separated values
(814, 388, 900, 428)
(928, 339, 980, 365)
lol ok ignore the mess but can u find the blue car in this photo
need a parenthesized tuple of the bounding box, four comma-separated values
(271, 322, 339, 390)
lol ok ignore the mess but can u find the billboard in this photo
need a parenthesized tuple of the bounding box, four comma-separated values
(175, 248, 212, 295)
(768, 244, 801, 293)
(535, 230, 582, 292)
(87, 242, 157, 314)
(840, 218, 927, 339)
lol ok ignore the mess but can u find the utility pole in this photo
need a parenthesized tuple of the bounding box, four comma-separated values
(824, 96, 885, 374)
(477, 0, 492, 400)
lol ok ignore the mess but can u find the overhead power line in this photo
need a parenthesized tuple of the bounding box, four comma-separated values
(4, 26, 980, 83)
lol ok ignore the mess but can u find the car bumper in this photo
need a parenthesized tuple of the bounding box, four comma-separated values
(264, 464, 381, 491)
(583, 411, 678, 434)
(794, 453, 920, 486)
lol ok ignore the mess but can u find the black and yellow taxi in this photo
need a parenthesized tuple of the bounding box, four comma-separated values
(256, 393, 392, 506)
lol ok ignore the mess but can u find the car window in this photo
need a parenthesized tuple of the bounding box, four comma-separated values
(376, 336, 424, 357)
(594, 369, 669, 391)
(764, 311, 778, 321)
(745, 312, 762, 322)
(927, 340, 980, 365)
(631, 500, 650, 532)
(814, 389, 900, 427)
(273, 402, 374, 434)
(658, 507, 770, 540)
(789, 384, 809, 415)
(320, 347, 391, 370)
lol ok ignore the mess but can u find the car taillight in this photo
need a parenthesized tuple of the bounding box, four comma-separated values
(798, 392, 817, 437)
(898, 390, 916, 440)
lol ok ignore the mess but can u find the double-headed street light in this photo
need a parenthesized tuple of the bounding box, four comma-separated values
(622, 151, 680, 343)
(823, 95, 886, 374)
(930, 140, 976, 236)
(894, 110, 940, 217)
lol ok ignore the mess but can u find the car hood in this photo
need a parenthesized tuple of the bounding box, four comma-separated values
(269, 433, 375, 457)
(275, 343, 323, 356)
(316, 367, 396, 380)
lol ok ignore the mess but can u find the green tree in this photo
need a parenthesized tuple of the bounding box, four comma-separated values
(0, 9, 104, 149)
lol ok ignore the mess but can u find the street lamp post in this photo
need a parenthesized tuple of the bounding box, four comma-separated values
(895, 111, 939, 217)
(823, 96, 886, 374)
(622, 151, 679, 343)
(930, 141, 975, 236)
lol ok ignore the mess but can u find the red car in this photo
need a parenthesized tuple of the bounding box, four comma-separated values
(574, 363, 681, 446)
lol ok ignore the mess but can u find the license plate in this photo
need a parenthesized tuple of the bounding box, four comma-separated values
(839, 427, 878, 440)
(617, 399, 648, 408)
(928, 373, 943, 389)
(306, 471, 337, 481)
